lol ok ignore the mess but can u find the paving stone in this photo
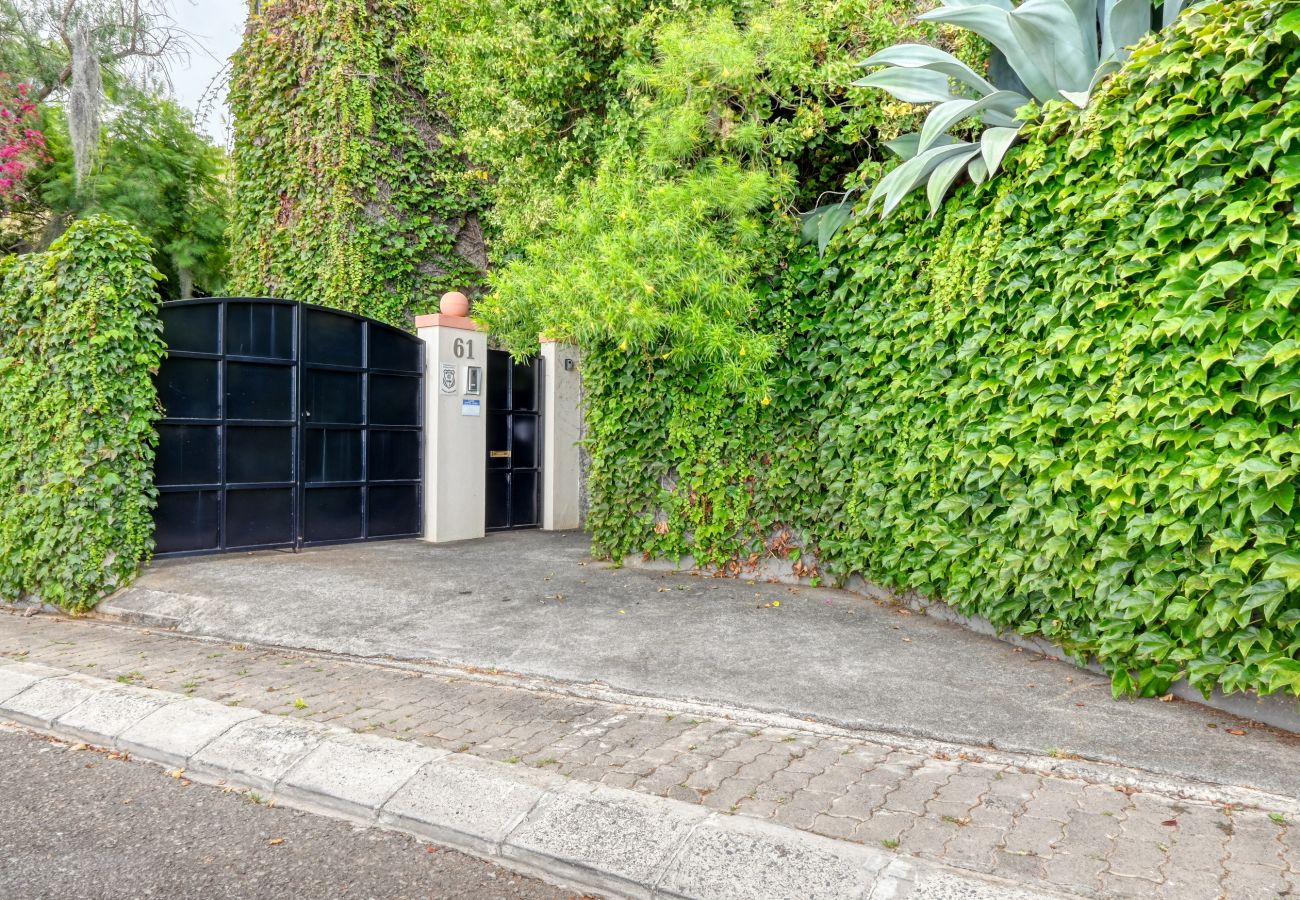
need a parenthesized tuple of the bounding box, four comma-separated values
(933, 774, 991, 807)
(1058, 807, 1121, 857)
(1228, 815, 1287, 869)
(1158, 869, 1226, 900)
(1076, 782, 1129, 816)
(1108, 828, 1172, 880)
(811, 813, 859, 841)
(986, 771, 1040, 801)
(1220, 861, 1289, 899)
(1003, 816, 1064, 857)
(1042, 850, 1105, 895)
(885, 778, 942, 815)
(857, 808, 915, 845)
(773, 795, 831, 830)
(990, 850, 1047, 884)
(1099, 872, 1163, 898)
(1021, 781, 1079, 823)
(941, 826, 1001, 873)
(903, 816, 958, 859)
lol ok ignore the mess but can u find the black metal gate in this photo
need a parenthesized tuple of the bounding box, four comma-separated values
(486, 349, 542, 530)
(152, 298, 423, 556)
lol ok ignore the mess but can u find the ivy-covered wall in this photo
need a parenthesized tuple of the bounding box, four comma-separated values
(0, 216, 165, 611)
(573, 0, 1300, 700)
(228, 0, 487, 327)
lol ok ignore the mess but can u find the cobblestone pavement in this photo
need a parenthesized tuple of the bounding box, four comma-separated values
(1, 610, 1296, 900)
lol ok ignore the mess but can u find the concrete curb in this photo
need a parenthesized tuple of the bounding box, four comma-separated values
(0, 660, 1066, 900)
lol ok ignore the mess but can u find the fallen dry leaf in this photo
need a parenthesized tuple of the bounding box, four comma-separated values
(1161, 819, 1178, 827)
(268, 838, 285, 846)
(1226, 728, 1247, 736)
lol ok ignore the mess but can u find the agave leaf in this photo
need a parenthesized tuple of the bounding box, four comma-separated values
(1008, 0, 1098, 93)
(799, 206, 827, 245)
(926, 148, 982, 214)
(1162, 0, 1186, 28)
(983, 110, 1023, 128)
(871, 142, 981, 217)
(917, 91, 1031, 153)
(885, 132, 958, 160)
(806, 201, 855, 255)
(858, 44, 998, 96)
(1059, 89, 1091, 106)
(918, 4, 1058, 101)
(1088, 57, 1122, 93)
(980, 126, 1022, 176)
(1061, 0, 1101, 44)
(939, 0, 1015, 9)
(967, 155, 990, 184)
(800, 199, 847, 239)
(1103, 0, 1153, 60)
(853, 67, 960, 104)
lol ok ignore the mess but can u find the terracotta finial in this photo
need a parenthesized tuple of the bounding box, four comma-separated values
(439, 291, 470, 317)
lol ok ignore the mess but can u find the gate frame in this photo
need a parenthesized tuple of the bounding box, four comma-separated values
(152, 297, 425, 558)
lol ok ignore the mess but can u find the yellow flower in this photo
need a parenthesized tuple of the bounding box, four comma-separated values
(761, 395, 771, 406)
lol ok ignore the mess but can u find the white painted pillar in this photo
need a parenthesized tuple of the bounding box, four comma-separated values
(416, 295, 487, 542)
(540, 340, 582, 530)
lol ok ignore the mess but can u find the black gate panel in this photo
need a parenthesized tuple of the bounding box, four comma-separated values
(299, 306, 423, 546)
(153, 299, 423, 556)
(486, 349, 542, 531)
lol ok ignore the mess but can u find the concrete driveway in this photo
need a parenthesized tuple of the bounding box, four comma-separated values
(102, 531, 1300, 799)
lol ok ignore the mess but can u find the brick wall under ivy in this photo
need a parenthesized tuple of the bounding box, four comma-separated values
(579, 0, 1300, 701)
(0, 216, 165, 611)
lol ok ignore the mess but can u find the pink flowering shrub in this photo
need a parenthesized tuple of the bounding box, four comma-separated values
(0, 75, 49, 206)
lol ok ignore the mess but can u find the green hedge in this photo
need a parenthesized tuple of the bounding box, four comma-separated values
(582, 0, 1300, 700)
(0, 216, 164, 611)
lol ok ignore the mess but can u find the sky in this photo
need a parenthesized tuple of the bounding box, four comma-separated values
(167, 1, 246, 144)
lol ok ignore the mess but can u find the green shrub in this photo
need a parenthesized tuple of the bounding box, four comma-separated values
(421, 0, 970, 257)
(574, 0, 1300, 700)
(0, 216, 164, 611)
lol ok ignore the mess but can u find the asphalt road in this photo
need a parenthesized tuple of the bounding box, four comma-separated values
(0, 725, 590, 900)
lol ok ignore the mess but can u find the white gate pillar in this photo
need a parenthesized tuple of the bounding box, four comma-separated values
(540, 339, 583, 530)
(416, 293, 486, 542)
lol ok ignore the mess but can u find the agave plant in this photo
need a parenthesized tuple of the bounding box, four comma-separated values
(803, 0, 1190, 250)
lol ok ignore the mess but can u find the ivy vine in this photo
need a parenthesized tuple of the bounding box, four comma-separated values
(0, 215, 164, 611)
(574, 0, 1300, 700)
(228, 0, 488, 328)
